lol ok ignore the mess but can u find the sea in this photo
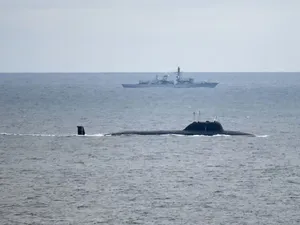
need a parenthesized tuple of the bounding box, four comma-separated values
(0, 72, 300, 225)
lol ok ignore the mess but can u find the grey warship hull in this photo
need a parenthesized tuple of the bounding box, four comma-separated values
(122, 82, 218, 88)
(122, 83, 175, 88)
(174, 82, 218, 88)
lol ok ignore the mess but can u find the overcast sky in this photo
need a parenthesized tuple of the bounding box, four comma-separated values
(0, 0, 299, 72)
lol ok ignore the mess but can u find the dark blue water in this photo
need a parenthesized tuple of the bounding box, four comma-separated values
(1, 72, 300, 224)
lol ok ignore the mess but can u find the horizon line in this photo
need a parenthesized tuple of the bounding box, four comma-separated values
(0, 71, 299, 74)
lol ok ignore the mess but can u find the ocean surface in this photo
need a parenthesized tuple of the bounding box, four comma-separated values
(1, 72, 300, 225)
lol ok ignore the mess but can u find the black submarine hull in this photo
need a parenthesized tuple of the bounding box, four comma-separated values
(77, 121, 254, 137)
(107, 130, 254, 137)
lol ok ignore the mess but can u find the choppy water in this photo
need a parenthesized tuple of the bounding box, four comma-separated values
(1, 72, 300, 224)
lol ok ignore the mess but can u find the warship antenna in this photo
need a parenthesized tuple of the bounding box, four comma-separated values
(198, 111, 201, 121)
(193, 112, 196, 121)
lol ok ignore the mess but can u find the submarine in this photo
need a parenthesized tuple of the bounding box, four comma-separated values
(77, 120, 254, 137)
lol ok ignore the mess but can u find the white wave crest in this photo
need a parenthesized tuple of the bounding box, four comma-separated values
(0, 133, 105, 137)
(255, 134, 269, 138)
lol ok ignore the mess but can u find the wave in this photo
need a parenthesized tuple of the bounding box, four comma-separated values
(1, 133, 59, 137)
(255, 134, 269, 138)
(0, 133, 105, 137)
(1, 132, 269, 138)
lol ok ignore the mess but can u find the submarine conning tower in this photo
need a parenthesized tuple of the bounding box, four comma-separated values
(183, 121, 224, 132)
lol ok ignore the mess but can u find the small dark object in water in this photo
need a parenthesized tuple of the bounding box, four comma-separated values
(77, 126, 85, 135)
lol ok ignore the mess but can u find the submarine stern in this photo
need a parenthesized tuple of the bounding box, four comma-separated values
(222, 130, 255, 137)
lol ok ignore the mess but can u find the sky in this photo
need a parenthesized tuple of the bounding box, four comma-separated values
(0, 0, 299, 72)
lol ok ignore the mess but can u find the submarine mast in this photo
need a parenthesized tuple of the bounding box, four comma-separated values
(176, 66, 181, 81)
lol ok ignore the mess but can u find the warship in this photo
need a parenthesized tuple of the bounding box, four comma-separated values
(121, 67, 218, 88)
